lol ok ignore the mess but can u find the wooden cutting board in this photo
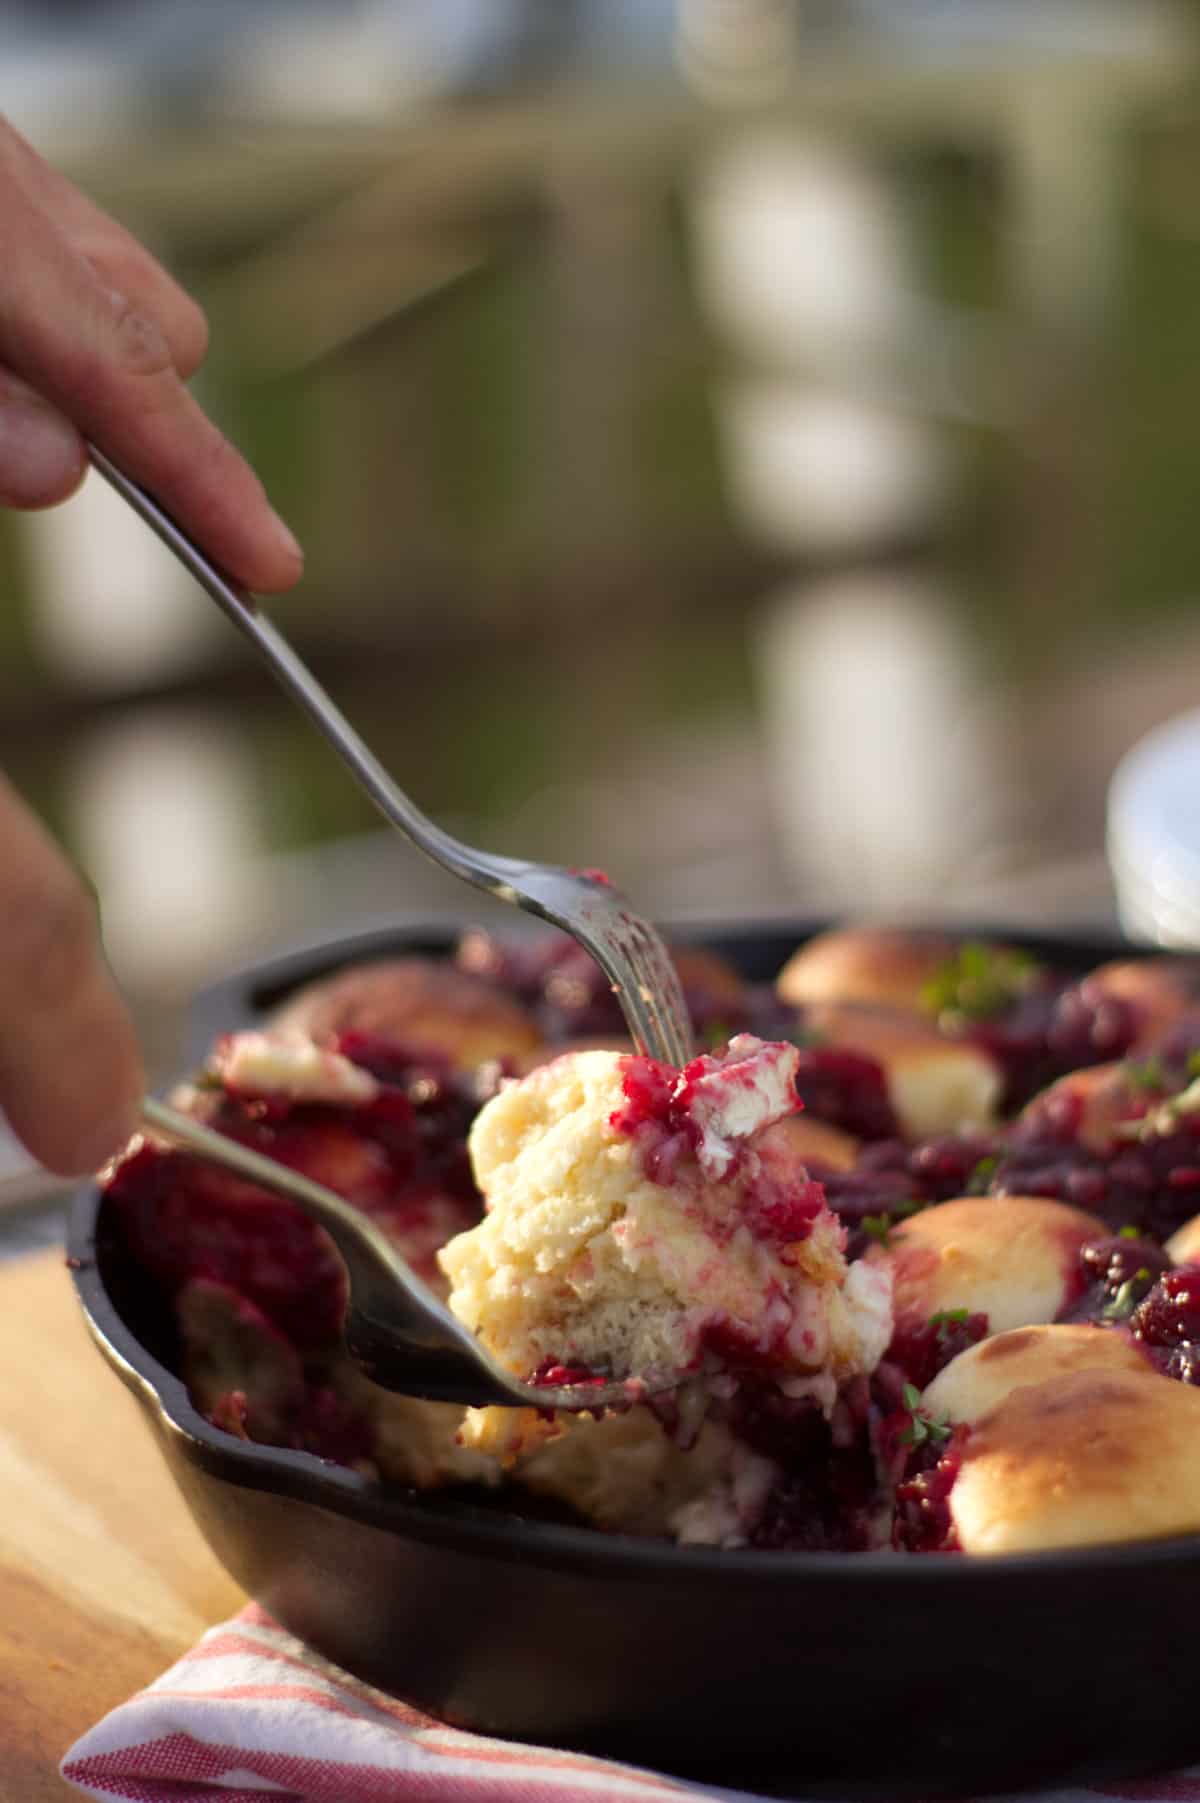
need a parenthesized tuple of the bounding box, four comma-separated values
(0, 1249, 245, 1800)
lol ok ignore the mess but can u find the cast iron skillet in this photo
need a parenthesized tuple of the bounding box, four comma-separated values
(69, 919, 1200, 1799)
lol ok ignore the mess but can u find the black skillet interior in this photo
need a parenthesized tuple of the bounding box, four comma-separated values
(71, 916, 1200, 1800)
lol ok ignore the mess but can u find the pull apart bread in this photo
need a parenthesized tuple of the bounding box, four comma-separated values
(438, 1037, 891, 1448)
(98, 928, 1200, 1557)
(912, 1329, 1200, 1555)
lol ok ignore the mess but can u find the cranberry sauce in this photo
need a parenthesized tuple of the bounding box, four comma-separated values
(208, 1382, 376, 1466)
(529, 1359, 607, 1390)
(199, 1032, 486, 1247)
(918, 943, 1140, 1112)
(732, 1381, 883, 1552)
(186, 1278, 375, 1466)
(1053, 1235, 1200, 1385)
(1057, 1234, 1170, 1327)
(992, 1066, 1200, 1242)
(892, 1428, 967, 1553)
(1128, 1266, 1200, 1383)
(964, 979, 1140, 1112)
(1043, 1228, 1200, 1387)
(820, 1132, 999, 1259)
(333, 1029, 487, 1210)
(611, 1050, 825, 1245)
(885, 1310, 990, 1392)
(106, 1142, 350, 1352)
(790, 1045, 898, 1142)
(105, 1030, 492, 1464)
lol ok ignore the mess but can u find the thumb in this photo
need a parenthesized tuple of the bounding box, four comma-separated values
(0, 366, 85, 508)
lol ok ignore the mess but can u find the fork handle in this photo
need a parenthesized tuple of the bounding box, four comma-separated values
(87, 445, 498, 896)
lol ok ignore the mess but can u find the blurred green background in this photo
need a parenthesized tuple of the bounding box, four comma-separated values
(3, 0, 1200, 1078)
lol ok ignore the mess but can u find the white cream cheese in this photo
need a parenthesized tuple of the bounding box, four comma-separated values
(681, 1035, 800, 1179)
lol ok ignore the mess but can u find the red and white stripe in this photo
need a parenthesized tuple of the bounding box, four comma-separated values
(62, 1605, 746, 1802)
(60, 1604, 1200, 1803)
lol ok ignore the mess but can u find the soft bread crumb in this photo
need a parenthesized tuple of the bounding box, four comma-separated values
(440, 1045, 890, 1392)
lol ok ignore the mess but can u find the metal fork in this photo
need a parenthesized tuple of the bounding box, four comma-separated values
(141, 1095, 655, 1411)
(141, 1089, 663, 1413)
(88, 446, 692, 1070)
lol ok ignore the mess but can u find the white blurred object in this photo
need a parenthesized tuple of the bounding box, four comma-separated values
(223, 0, 526, 120)
(718, 383, 946, 555)
(226, 10, 416, 119)
(67, 708, 268, 990)
(676, 0, 803, 105)
(1, 44, 133, 152)
(692, 135, 918, 369)
(23, 467, 220, 691)
(1108, 711, 1200, 948)
(755, 571, 1006, 906)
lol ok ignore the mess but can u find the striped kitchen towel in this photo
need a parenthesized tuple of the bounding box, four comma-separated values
(60, 1601, 1200, 1803)
(60, 1602, 774, 1802)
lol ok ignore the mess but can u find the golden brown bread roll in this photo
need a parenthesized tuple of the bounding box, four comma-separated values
(1080, 957, 1200, 1051)
(922, 1322, 1152, 1425)
(950, 1368, 1200, 1554)
(776, 927, 959, 1011)
(760, 1112, 861, 1172)
(1012, 1061, 1133, 1154)
(669, 946, 748, 1007)
(804, 1003, 1002, 1139)
(270, 956, 543, 1069)
(869, 1195, 1105, 1338)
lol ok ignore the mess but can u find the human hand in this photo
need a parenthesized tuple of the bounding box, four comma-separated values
(0, 113, 303, 589)
(0, 774, 144, 1175)
(0, 118, 302, 1174)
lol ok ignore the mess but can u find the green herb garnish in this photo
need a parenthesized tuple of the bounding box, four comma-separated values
(1120, 1073, 1200, 1143)
(966, 1155, 998, 1195)
(898, 1382, 953, 1449)
(702, 1020, 733, 1050)
(928, 1308, 970, 1334)
(1125, 1056, 1169, 1093)
(920, 942, 1040, 1026)
(862, 1199, 925, 1248)
(1102, 1270, 1153, 1322)
(1118, 1224, 1141, 1239)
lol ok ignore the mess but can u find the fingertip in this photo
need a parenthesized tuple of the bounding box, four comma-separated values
(234, 511, 305, 595)
(0, 383, 85, 508)
(38, 1101, 143, 1178)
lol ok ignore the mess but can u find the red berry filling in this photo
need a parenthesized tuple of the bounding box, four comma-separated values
(1128, 1265, 1200, 1383)
(791, 1045, 898, 1142)
(105, 1030, 488, 1456)
(994, 1081, 1200, 1242)
(893, 1428, 968, 1553)
(611, 1048, 822, 1246)
(886, 1309, 990, 1392)
(529, 1359, 608, 1389)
